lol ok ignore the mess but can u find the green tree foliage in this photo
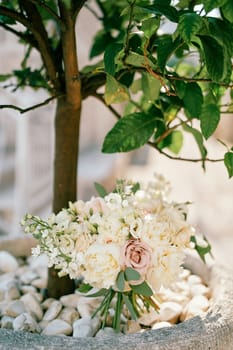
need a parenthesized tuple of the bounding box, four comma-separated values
(0, 0, 232, 296)
(0, 0, 233, 174)
(0, 0, 232, 178)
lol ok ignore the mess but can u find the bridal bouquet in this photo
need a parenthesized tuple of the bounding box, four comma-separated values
(21, 174, 211, 331)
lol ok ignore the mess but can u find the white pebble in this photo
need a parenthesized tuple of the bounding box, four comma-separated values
(73, 316, 101, 338)
(39, 320, 49, 331)
(138, 310, 160, 326)
(13, 312, 41, 333)
(58, 307, 79, 324)
(21, 293, 44, 321)
(41, 298, 56, 310)
(187, 295, 210, 310)
(4, 284, 21, 301)
(31, 278, 47, 289)
(125, 320, 141, 334)
(159, 302, 183, 323)
(42, 319, 72, 336)
(0, 252, 19, 273)
(152, 321, 172, 330)
(180, 295, 210, 321)
(188, 274, 203, 285)
(77, 296, 101, 318)
(190, 284, 210, 298)
(95, 327, 121, 337)
(60, 294, 80, 308)
(20, 285, 37, 294)
(4, 300, 27, 317)
(19, 271, 38, 285)
(1, 315, 14, 329)
(43, 300, 63, 321)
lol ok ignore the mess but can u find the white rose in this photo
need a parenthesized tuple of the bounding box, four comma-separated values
(84, 197, 109, 215)
(83, 243, 121, 289)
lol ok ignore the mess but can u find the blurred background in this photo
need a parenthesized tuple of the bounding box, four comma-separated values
(0, 6, 232, 268)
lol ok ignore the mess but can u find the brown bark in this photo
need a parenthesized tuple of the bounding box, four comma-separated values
(48, 5, 82, 298)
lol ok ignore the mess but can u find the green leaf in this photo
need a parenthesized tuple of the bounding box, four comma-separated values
(141, 72, 161, 101)
(141, 17, 160, 39)
(191, 235, 212, 263)
(102, 112, 157, 153)
(104, 75, 130, 105)
(124, 267, 141, 281)
(122, 294, 138, 320)
(183, 82, 203, 118)
(90, 30, 112, 58)
(177, 13, 203, 42)
(125, 51, 155, 68)
(130, 78, 142, 94)
(94, 182, 108, 198)
(130, 281, 153, 297)
(131, 182, 140, 194)
(174, 80, 186, 99)
(224, 152, 233, 178)
(221, 0, 233, 23)
(156, 36, 182, 72)
(159, 130, 184, 154)
(86, 288, 108, 297)
(198, 35, 226, 82)
(200, 104, 220, 140)
(113, 293, 123, 332)
(116, 271, 125, 291)
(183, 124, 207, 166)
(203, 0, 228, 13)
(77, 283, 93, 293)
(207, 18, 233, 56)
(104, 43, 122, 75)
(0, 74, 12, 82)
(206, 19, 233, 83)
(122, 5, 152, 22)
(146, 3, 179, 22)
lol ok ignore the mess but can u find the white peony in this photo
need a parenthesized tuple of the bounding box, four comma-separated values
(82, 243, 121, 289)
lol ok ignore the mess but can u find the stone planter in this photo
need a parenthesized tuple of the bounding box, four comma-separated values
(0, 237, 233, 350)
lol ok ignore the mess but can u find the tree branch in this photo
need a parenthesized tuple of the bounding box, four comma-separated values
(0, 4, 61, 93)
(84, 3, 102, 20)
(0, 21, 38, 49)
(148, 141, 224, 163)
(72, 0, 88, 20)
(93, 93, 121, 119)
(91, 89, 225, 165)
(27, 0, 63, 26)
(0, 94, 64, 114)
(19, 0, 62, 92)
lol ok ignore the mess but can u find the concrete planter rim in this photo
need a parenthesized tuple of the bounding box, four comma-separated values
(0, 237, 233, 350)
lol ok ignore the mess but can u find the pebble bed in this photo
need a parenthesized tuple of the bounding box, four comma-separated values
(0, 251, 212, 337)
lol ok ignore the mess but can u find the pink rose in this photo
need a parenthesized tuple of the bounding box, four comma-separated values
(121, 239, 152, 281)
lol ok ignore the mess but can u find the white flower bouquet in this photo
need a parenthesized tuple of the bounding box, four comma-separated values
(21, 174, 211, 331)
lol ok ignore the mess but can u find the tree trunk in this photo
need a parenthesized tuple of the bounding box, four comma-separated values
(47, 7, 82, 298)
(47, 97, 81, 298)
